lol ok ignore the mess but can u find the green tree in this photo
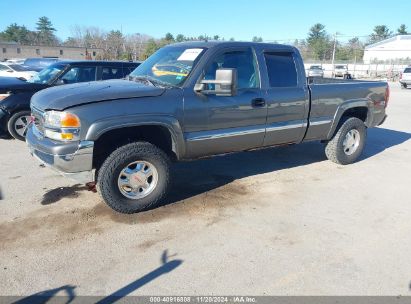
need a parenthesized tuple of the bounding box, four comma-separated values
(0, 23, 32, 44)
(143, 38, 159, 58)
(106, 30, 125, 59)
(229, 37, 235, 41)
(176, 34, 185, 42)
(252, 36, 263, 42)
(164, 32, 174, 42)
(368, 25, 392, 45)
(397, 24, 408, 35)
(306, 23, 331, 60)
(36, 16, 58, 45)
(213, 35, 220, 40)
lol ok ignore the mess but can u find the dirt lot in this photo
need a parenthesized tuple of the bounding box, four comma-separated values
(0, 83, 410, 297)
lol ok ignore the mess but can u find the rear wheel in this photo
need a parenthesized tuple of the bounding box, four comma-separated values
(325, 117, 367, 165)
(97, 142, 170, 214)
(7, 110, 32, 141)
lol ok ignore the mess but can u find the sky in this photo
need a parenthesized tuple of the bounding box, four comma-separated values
(0, 0, 410, 43)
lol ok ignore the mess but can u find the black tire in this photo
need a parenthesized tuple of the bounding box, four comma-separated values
(401, 83, 407, 89)
(97, 142, 170, 214)
(7, 110, 32, 141)
(325, 117, 367, 165)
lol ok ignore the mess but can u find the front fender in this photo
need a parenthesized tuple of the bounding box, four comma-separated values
(327, 99, 373, 139)
(85, 114, 186, 159)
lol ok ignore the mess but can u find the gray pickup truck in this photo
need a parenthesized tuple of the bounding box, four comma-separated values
(26, 41, 389, 214)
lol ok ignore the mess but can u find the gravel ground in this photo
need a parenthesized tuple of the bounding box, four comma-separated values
(0, 82, 410, 297)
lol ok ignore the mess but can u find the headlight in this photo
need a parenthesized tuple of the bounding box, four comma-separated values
(0, 93, 10, 101)
(44, 111, 81, 141)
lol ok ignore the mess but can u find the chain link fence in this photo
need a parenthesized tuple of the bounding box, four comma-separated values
(304, 59, 411, 81)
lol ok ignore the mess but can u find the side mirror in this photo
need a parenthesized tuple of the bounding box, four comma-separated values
(194, 68, 237, 96)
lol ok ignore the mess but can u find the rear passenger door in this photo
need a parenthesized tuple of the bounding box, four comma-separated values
(262, 51, 309, 146)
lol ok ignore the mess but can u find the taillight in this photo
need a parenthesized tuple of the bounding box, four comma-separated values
(384, 85, 390, 108)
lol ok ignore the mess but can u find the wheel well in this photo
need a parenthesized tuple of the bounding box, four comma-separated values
(341, 106, 368, 122)
(93, 125, 176, 170)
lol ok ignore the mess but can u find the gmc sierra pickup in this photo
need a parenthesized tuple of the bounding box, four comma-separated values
(26, 41, 389, 214)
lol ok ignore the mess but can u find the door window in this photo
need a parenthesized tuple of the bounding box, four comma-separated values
(61, 66, 96, 84)
(204, 49, 259, 89)
(264, 52, 298, 87)
(102, 67, 123, 80)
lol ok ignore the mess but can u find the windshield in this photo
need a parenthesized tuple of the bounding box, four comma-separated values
(336, 65, 346, 69)
(404, 68, 411, 73)
(27, 63, 67, 84)
(130, 46, 206, 86)
(310, 66, 321, 70)
(24, 58, 57, 67)
(8, 64, 31, 72)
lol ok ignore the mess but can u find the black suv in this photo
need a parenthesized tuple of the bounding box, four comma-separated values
(0, 60, 140, 140)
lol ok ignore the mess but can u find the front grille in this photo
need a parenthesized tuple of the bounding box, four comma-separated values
(31, 106, 45, 134)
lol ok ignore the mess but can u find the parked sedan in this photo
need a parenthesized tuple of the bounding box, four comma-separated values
(307, 65, 324, 78)
(0, 63, 37, 81)
(6, 58, 26, 65)
(0, 60, 140, 140)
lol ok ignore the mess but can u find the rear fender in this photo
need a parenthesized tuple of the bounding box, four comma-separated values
(327, 99, 373, 140)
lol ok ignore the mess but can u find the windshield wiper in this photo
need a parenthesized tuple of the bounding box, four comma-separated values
(129, 75, 157, 87)
(129, 75, 177, 89)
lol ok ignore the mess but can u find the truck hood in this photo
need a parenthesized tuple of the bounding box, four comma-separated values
(31, 79, 166, 111)
(0, 76, 46, 93)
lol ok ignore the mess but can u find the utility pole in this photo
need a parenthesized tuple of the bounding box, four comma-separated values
(331, 32, 337, 78)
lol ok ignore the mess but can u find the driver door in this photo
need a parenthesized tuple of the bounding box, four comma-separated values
(184, 47, 267, 158)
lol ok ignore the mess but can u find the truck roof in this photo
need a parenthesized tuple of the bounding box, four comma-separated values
(168, 41, 297, 51)
(54, 60, 142, 66)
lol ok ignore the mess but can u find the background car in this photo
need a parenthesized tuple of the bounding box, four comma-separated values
(0, 62, 38, 81)
(0, 60, 141, 140)
(22, 57, 60, 72)
(307, 65, 324, 77)
(5, 58, 26, 65)
(334, 65, 348, 77)
(399, 67, 411, 89)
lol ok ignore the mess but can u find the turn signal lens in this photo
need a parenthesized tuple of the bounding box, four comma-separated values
(61, 113, 80, 128)
(61, 133, 74, 140)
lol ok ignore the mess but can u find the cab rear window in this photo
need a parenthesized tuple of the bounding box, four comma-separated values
(264, 52, 297, 87)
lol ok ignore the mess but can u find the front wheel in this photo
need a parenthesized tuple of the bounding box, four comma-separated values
(7, 110, 32, 141)
(401, 83, 407, 89)
(97, 142, 170, 214)
(325, 117, 367, 165)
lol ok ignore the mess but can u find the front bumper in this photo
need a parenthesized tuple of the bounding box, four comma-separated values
(26, 124, 95, 183)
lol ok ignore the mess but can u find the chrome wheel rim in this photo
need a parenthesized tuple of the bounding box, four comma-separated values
(343, 129, 360, 156)
(117, 161, 158, 199)
(14, 115, 31, 138)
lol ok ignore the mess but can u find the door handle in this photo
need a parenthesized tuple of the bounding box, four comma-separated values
(251, 98, 266, 107)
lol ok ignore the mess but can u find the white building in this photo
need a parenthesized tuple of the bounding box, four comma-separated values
(364, 35, 411, 63)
